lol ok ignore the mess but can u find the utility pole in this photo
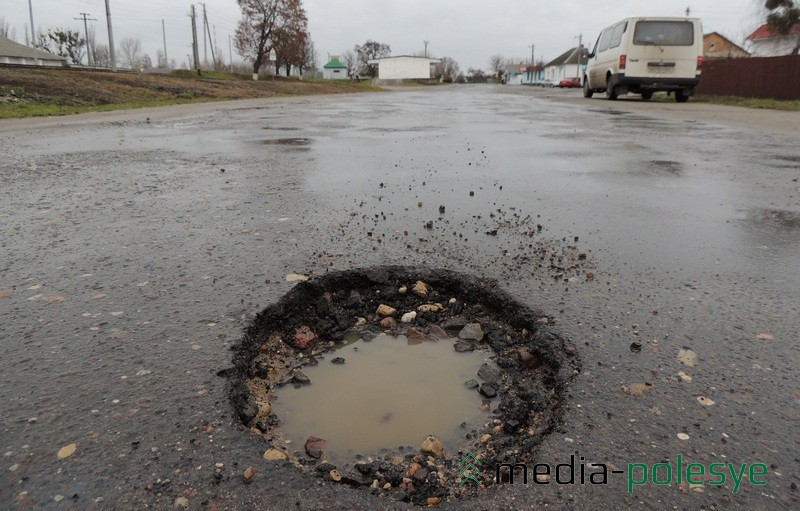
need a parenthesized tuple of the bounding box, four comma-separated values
(75, 13, 97, 66)
(104, 0, 116, 71)
(162, 19, 168, 68)
(190, 5, 200, 75)
(423, 40, 429, 57)
(200, 3, 208, 65)
(28, 0, 36, 47)
(686, 6, 691, 17)
(576, 34, 582, 80)
(204, 11, 216, 68)
(529, 43, 535, 84)
(228, 34, 233, 72)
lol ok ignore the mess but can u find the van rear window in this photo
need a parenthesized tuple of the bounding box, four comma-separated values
(633, 21, 694, 46)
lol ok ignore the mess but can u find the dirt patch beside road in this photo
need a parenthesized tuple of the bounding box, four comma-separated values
(0, 66, 379, 118)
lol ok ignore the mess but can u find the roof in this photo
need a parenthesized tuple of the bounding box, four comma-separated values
(544, 47, 589, 68)
(323, 57, 346, 69)
(747, 22, 800, 41)
(0, 36, 67, 61)
(367, 56, 442, 64)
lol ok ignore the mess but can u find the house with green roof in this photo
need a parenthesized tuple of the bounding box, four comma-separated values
(322, 56, 347, 79)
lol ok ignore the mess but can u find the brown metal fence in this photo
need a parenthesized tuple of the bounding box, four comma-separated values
(696, 55, 800, 100)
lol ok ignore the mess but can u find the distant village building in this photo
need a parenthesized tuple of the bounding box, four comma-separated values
(366, 56, 441, 80)
(703, 32, 750, 59)
(543, 47, 589, 83)
(503, 63, 544, 85)
(746, 23, 800, 57)
(0, 36, 68, 67)
(322, 56, 347, 79)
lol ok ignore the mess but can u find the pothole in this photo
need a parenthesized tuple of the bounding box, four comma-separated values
(262, 137, 310, 146)
(227, 266, 579, 505)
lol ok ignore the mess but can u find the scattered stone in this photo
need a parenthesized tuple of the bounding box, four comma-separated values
(624, 383, 652, 396)
(406, 327, 428, 342)
(57, 444, 76, 460)
(458, 323, 484, 341)
(427, 497, 441, 506)
(756, 333, 773, 340)
(174, 497, 189, 508)
(428, 324, 448, 339)
(479, 383, 498, 399)
(400, 311, 417, 323)
(243, 467, 254, 484)
(293, 326, 319, 350)
(630, 341, 642, 353)
(304, 436, 326, 459)
(677, 433, 690, 441)
(285, 274, 309, 282)
(536, 317, 549, 325)
(678, 371, 693, 382)
(329, 470, 342, 482)
(477, 363, 502, 383)
(380, 317, 397, 329)
(376, 304, 397, 317)
(464, 379, 479, 389)
(438, 205, 445, 214)
(331, 357, 346, 365)
(355, 317, 367, 326)
(420, 436, 443, 456)
(442, 317, 468, 330)
(263, 448, 288, 461)
(454, 341, 474, 352)
(398, 286, 408, 295)
(480, 434, 492, 444)
(411, 281, 431, 299)
(677, 348, 698, 367)
(292, 371, 311, 385)
(697, 396, 715, 406)
(417, 303, 444, 313)
(517, 348, 542, 368)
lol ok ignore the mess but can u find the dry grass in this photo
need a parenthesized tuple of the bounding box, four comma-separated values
(0, 67, 380, 119)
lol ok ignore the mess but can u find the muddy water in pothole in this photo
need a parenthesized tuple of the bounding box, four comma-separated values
(272, 334, 492, 461)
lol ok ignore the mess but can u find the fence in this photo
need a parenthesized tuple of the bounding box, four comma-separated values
(696, 55, 800, 100)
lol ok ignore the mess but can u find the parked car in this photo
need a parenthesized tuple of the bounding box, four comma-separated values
(558, 78, 581, 88)
(583, 16, 703, 102)
(538, 80, 556, 88)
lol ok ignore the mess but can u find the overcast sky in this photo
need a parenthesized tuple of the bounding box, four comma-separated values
(1, 0, 765, 70)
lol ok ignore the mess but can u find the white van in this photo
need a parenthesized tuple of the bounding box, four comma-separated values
(583, 17, 703, 102)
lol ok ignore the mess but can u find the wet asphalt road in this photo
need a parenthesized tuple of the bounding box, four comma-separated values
(1, 85, 799, 510)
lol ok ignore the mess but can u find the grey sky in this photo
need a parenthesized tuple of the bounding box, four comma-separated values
(1, 1, 765, 70)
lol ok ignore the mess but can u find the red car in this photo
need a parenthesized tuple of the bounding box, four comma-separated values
(559, 79, 581, 88)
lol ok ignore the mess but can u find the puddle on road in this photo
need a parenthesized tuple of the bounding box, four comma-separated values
(272, 333, 491, 461)
(262, 137, 311, 146)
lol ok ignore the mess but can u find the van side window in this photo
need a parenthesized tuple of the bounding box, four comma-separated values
(598, 29, 613, 53)
(609, 22, 627, 49)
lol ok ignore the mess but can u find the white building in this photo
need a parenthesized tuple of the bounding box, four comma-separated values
(0, 36, 68, 67)
(366, 56, 441, 80)
(322, 56, 347, 79)
(746, 23, 800, 57)
(543, 47, 588, 83)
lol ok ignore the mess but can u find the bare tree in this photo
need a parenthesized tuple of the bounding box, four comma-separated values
(119, 37, 142, 69)
(438, 56, 460, 82)
(94, 44, 111, 67)
(488, 54, 505, 76)
(355, 39, 390, 77)
(0, 17, 15, 40)
(341, 49, 356, 76)
(300, 37, 318, 75)
(235, 0, 306, 75)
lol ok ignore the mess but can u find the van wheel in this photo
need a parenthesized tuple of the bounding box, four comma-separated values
(675, 91, 689, 103)
(641, 92, 653, 100)
(583, 79, 593, 98)
(605, 77, 618, 100)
